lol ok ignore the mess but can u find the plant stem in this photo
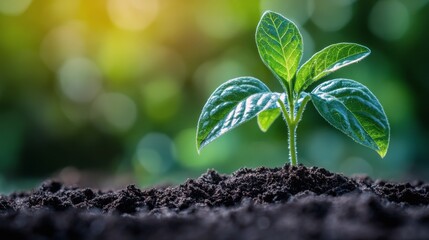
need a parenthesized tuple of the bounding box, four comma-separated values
(278, 98, 298, 165)
(288, 122, 298, 165)
(278, 91, 310, 166)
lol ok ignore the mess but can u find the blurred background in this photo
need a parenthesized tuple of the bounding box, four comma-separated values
(1, 0, 428, 193)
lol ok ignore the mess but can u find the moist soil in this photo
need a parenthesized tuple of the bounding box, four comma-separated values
(1, 164, 429, 240)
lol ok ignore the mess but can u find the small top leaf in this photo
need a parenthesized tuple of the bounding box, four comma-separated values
(256, 11, 303, 88)
(295, 43, 370, 93)
(310, 79, 390, 157)
(196, 77, 279, 152)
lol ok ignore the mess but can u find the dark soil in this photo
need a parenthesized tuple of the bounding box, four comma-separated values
(1, 164, 429, 240)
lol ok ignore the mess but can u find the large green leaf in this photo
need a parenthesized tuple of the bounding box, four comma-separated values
(196, 77, 279, 152)
(295, 43, 370, 93)
(256, 11, 303, 88)
(311, 79, 390, 157)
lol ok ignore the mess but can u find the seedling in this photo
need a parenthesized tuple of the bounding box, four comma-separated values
(196, 11, 390, 165)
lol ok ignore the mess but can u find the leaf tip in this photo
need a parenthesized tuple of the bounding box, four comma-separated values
(377, 149, 387, 158)
(196, 130, 204, 154)
(377, 126, 390, 159)
(358, 44, 371, 58)
(377, 144, 389, 159)
(196, 142, 203, 155)
(196, 138, 209, 154)
(364, 45, 371, 53)
(258, 124, 268, 133)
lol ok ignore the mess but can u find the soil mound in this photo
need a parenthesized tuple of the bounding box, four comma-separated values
(1, 165, 428, 239)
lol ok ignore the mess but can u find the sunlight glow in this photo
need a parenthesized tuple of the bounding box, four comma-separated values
(369, 0, 410, 41)
(40, 22, 86, 70)
(0, 0, 32, 16)
(107, 0, 159, 31)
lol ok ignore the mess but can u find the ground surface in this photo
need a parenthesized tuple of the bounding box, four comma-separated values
(1, 164, 429, 240)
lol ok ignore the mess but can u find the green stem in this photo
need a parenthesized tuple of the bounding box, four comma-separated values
(288, 122, 298, 165)
(296, 95, 311, 122)
(278, 98, 298, 165)
(278, 91, 310, 166)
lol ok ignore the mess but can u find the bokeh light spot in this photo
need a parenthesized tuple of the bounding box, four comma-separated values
(311, 0, 353, 32)
(96, 33, 146, 83)
(195, 2, 246, 39)
(141, 77, 182, 122)
(260, 0, 314, 25)
(135, 133, 175, 174)
(0, 0, 32, 16)
(107, 0, 158, 31)
(58, 58, 102, 103)
(369, 0, 410, 41)
(194, 59, 246, 97)
(91, 92, 137, 132)
(40, 22, 86, 70)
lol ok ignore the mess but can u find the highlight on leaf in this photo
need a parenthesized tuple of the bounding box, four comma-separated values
(295, 43, 371, 93)
(310, 79, 390, 157)
(196, 77, 280, 152)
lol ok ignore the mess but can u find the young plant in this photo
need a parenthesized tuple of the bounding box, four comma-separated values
(196, 11, 390, 165)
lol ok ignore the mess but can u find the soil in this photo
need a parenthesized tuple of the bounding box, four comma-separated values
(1, 164, 429, 240)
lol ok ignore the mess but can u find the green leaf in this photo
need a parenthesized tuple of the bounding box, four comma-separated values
(257, 108, 281, 132)
(256, 11, 303, 88)
(311, 79, 390, 157)
(295, 43, 370, 93)
(256, 93, 286, 132)
(196, 77, 279, 152)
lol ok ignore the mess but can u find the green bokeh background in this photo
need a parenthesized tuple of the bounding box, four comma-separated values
(1, 0, 428, 192)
